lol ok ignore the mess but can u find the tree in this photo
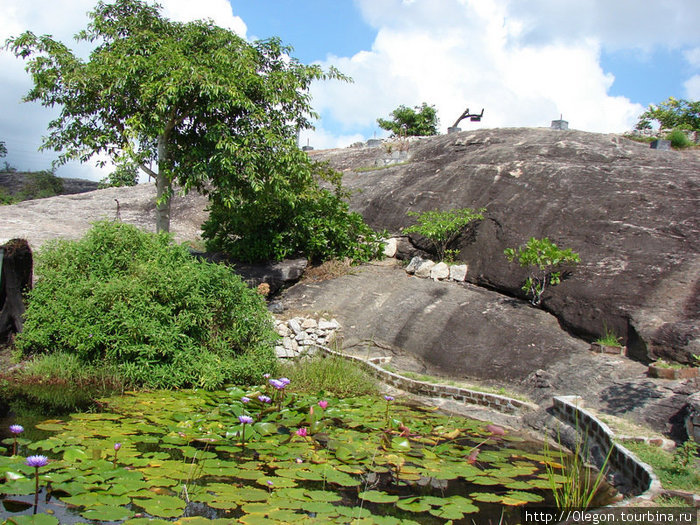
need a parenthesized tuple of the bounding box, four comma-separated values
(377, 103, 439, 136)
(402, 207, 485, 262)
(7, 0, 342, 233)
(99, 161, 139, 188)
(635, 97, 700, 132)
(504, 237, 580, 306)
(0, 140, 6, 158)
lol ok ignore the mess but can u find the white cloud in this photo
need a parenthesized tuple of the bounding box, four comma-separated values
(0, 0, 245, 181)
(684, 75, 700, 99)
(307, 0, 646, 148)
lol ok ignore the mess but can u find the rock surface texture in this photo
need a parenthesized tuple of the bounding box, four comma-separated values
(310, 129, 700, 364)
(0, 183, 209, 247)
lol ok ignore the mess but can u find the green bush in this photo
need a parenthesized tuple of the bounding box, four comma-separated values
(18, 170, 64, 200)
(402, 207, 485, 261)
(203, 163, 384, 263)
(666, 128, 693, 149)
(15, 221, 278, 389)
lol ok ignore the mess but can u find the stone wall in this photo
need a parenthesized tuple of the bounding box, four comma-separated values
(552, 395, 662, 498)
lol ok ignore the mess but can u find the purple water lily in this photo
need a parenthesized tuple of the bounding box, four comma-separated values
(25, 455, 49, 468)
(258, 395, 271, 404)
(241, 396, 250, 404)
(238, 415, 254, 425)
(10, 425, 24, 434)
(269, 379, 285, 390)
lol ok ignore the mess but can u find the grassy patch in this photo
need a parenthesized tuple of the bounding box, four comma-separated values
(594, 327, 623, 347)
(281, 354, 378, 397)
(354, 161, 411, 173)
(301, 258, 356, 283)
(622, 441, 700, 494)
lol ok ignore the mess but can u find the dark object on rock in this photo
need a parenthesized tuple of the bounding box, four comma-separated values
(0, 239, 32, 344)
(310, 128, 700, 364)
(233, 258, 308, 295)
(189, 251, 307, 295)
(268, 301, 285, 314)
(650, 139, 671, 150)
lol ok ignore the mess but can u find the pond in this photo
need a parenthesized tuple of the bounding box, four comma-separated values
(1, 382, 615, 524)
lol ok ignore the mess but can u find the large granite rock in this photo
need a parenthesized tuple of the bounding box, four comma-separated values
(0, 183, 209, 248)
(311, 129, 700, 364)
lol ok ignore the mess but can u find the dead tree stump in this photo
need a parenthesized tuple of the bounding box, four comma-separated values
(0, 239, 33, 344)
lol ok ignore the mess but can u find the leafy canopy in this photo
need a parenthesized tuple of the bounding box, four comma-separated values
(0, 140, 6, 158)
(635, 97, 700, 132)
(6, 0, 344, 233)
(402, 207, 485, 262)
(504, 237, 580, 306)
(15, 221, 278, 389)
(377, 102, 440, 137)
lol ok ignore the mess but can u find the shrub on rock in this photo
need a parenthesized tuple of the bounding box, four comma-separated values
(15, 221, 277, 389)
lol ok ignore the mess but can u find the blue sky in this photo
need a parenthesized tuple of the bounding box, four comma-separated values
(1, 0, 699, 181)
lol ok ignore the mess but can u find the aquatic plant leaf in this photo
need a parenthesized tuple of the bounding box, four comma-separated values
(396, 497, 432, 512)
(471, 492, 506, 503)
(124, 519, 172, 525)
(63, 447, 89, 462)
(304, 490, 342, 502)
(80, 505, 135, 521)
(358, 490, 399, 503)
(133, 494, 186, 518)
(3, 514, 60, 525)
(301, 500, 339, 514)
(256, 476, 297, 488)
(429, 505, 464, 520)
(237, 515, 277, 525)
(267, 509, 304, 521)
(505, 490, 545, 503)
(2, 478, 36, 495)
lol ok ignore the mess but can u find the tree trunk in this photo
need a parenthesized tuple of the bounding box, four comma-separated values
(0, 239, 33, 344)
(156, 134, 172, 233)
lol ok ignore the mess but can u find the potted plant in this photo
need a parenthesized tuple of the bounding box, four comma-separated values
(590, 327, 626, 355)
(648, 357, 699, 380)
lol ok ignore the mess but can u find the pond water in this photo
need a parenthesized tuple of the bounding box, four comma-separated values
(0, 386, 616, 524)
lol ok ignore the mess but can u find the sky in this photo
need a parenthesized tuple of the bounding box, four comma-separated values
(1, 0, 699, 182)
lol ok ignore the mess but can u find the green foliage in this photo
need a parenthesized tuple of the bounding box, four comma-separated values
(595, 325, 622, 347)
(17, 170, 64, 200)
(402, 207, 485, 261)
(0, 140, 6, 158)
(504, 237, 580, 306)
(7, 0, 345, 233)
(15, 221, 277, 389)
(280, 355, 378, 397)
(377, 102, 439, 136)
(623, 441, 700, 493)
(543, 424, 611, 511)
(666, 128, 693, 149)
(673, 440, 699, 469)
(1, 352, 124, 411)
(98, 162, 139, 188)
(203, 161, 384, 263)
(0, 187, 16, 205)
(635, 97, 700, 132)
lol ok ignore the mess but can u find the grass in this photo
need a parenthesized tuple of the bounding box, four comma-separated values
(281, 354, 378, 397)
(622, 441, 700, 494)
(301, 258, 357, 283)
(0, 352, 126, 412)
(594, 326, 623, 347)
(354, 161, 411, 173)
(651, 359, 690, 369)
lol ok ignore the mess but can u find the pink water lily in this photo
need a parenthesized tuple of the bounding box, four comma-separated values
(318, 400, 328, 409)
(295, 427, 308, 437)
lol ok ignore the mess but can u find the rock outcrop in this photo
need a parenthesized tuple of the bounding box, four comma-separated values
(310, 128, 700, 364)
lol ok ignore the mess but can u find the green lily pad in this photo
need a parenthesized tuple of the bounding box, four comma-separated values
(81, 505, 135, 521)
(359, 490, 400, 503)
(3, 515, 60, 525)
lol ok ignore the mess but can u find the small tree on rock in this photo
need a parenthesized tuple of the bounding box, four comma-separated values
(377, 103, 439, 137)
(504, 237, 580, 306)
(403, 207, 485, 262)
